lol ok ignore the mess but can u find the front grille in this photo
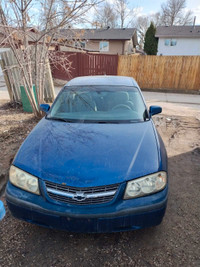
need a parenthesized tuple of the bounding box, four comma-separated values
(45, 180, 119, 205)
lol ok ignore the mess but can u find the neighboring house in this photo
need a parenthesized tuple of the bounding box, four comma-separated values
(0, 27, 43, 48)
(0, 27, 138, 55)
(155, 25, 200, 56)
(58, 28, 138, 55)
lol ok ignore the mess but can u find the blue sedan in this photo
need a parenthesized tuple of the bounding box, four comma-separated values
(6, 76, 168, 233)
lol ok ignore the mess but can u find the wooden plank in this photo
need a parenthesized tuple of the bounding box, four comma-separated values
(192, 57, 200, 90)
(45, 59, 55, 102)
(9, 50, 21, 100)
(2, 51, 19, 101)
(0, 59, 13, 101)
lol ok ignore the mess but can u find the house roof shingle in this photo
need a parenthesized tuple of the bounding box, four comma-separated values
(59, 28, 137, 40)
(155, 25, 200, 38)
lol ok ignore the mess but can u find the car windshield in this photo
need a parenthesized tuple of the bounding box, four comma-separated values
(47, 85, 148, 123)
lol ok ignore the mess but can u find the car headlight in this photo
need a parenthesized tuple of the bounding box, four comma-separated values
(9, 165, 40, 195)
(124, 172, 167, 199)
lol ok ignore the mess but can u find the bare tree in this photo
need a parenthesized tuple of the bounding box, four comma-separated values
(93, 2, 118, 28)
(152, 12, 162, 27)
(0, 0, 100, 117)
(160, 0, 193, 26)
(133, 16, 149, 49)
(115, 0, 134, 28)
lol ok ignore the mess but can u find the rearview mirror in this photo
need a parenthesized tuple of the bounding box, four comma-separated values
(149, 105, 162, 117)
(40, 104, 50, 113)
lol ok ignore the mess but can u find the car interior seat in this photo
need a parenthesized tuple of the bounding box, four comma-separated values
(104, 91, 134, 110)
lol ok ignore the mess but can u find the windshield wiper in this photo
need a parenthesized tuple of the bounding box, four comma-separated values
(70, 90, 96, 111)
(46, 118, 140, 124)
(46, 117, 76, 123)
(95, 120, 120, 124)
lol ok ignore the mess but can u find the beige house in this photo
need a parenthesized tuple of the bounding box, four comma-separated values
(58, 28, 138, 55)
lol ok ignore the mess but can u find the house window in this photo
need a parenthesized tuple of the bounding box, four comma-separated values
(165, 39, 177, 46)
(99, 41, 109, 52)
(80, 41, 86, 48)
(165, 39, 170, 46)
(75, 41, 86, 48)
(171, 39, 177, 46)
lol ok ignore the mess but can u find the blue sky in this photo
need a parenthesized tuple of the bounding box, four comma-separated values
(129, 0, 200, 24)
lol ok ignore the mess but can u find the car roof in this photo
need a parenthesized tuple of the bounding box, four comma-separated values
(66, 76, 139, 87)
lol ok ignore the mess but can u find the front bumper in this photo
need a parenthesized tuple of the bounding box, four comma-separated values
(6, 181, 168, 233)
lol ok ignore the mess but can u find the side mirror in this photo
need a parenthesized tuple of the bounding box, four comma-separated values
(0, 200, 5, 221)
(40, 104, 50, 113)
(149, 105, 162, 117)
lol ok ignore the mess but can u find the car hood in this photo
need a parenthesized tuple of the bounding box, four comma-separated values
(13, 118, 160, 187)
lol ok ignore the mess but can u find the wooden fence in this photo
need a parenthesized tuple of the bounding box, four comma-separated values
(118, 55, 200, 91)
(51, 51, 118, 80)
(1, 49, 55, 102)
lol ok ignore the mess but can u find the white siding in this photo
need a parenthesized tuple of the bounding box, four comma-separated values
(157, 38, 200, 56)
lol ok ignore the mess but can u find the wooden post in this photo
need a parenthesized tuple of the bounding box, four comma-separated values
(45, 59, 55, 102)
(0, 58, 14, 101)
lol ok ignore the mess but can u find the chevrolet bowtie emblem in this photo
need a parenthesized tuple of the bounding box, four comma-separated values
(72, 192, 87, 201)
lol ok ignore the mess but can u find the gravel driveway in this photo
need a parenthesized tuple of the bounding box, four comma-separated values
(0, 101, 199, 267)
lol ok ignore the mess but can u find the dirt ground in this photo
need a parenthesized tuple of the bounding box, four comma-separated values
(0, 99, 200, 267)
